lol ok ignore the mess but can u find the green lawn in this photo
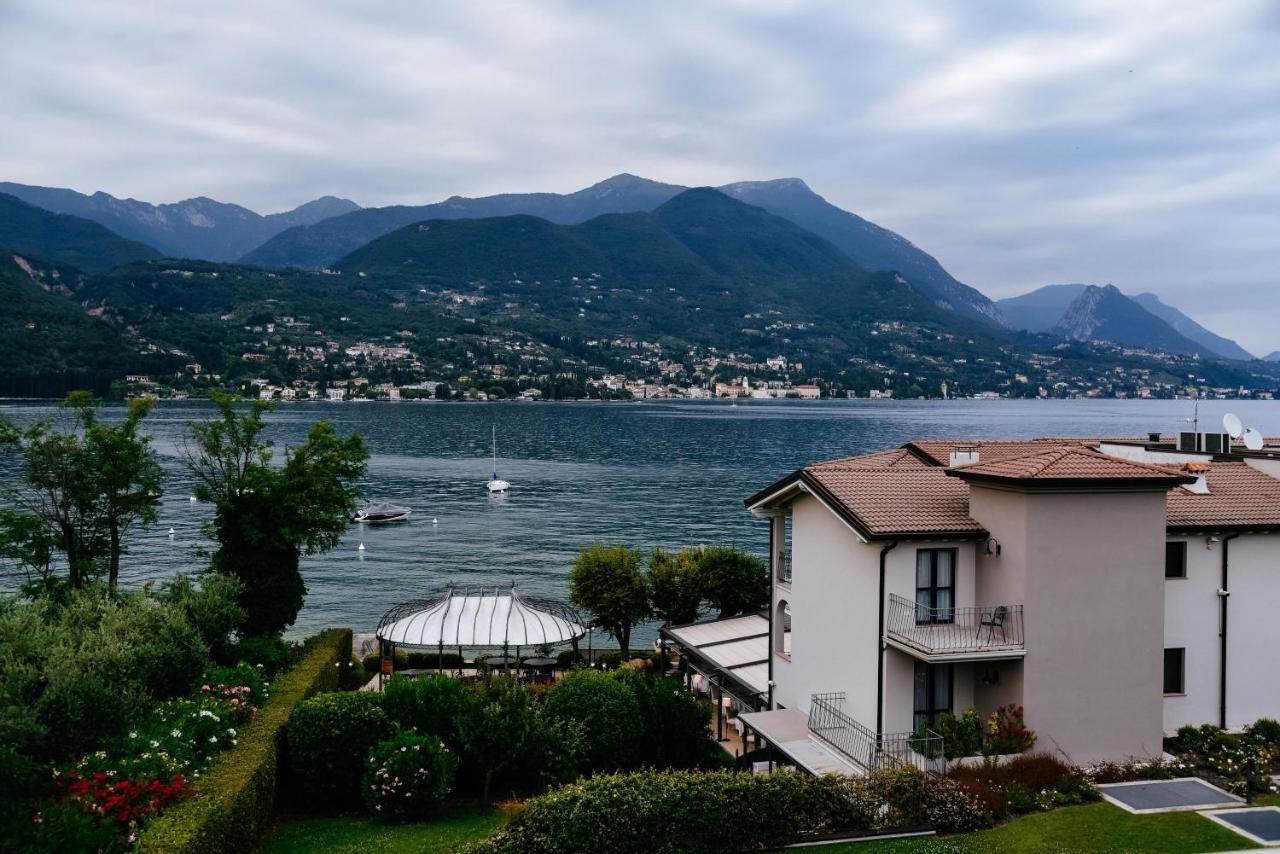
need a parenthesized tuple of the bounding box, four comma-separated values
(829, 799, 1276, 853)
(263, 807, 503, 854)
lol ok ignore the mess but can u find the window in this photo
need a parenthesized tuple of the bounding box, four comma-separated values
(777, 514, 793, 584)
(913, 662, 953, 732)
(1164, 648, 1185, 695)
(1165, 541, 1187, 579)
(775, 600, 792, 657)
(915, 548, 956, 624)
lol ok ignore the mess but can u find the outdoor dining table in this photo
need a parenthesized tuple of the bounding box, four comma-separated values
(521, 657, 558, 669)
(482, 655, 518, 669)
(521, 656, 559, 683)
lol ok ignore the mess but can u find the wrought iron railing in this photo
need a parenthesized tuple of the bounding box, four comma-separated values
(808, 692, 944, 775)
(885, 594, 1024, 656)
(777, 551, 792, 584)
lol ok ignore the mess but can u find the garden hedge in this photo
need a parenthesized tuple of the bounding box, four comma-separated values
(136, 628, 351, 854)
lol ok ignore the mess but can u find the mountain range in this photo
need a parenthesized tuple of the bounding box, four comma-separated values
(0, 182, 359, 262)
(245, 174, 1003, 324)
(998, 284, 1254, 360)
(0, 173, 1271, 399)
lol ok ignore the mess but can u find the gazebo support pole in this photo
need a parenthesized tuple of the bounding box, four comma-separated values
(457, 644, 463, 677)
(438, 641, 444, 674)
(715, 678, 724, 742)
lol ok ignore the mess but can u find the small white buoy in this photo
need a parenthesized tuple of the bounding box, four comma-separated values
(358, 543, 366, 551)
(168, 528, 176, 537)
(189, 496, 197, 503)
(432, 518, 438, 525)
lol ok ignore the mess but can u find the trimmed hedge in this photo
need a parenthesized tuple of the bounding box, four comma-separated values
(136, 628, 352, 853)
(473, 767, 953, 853)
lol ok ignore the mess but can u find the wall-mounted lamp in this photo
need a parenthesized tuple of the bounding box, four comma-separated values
(984, 537, 1002, 556)
(1207, 535, 1221, 549)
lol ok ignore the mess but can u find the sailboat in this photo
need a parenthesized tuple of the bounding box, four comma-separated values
(486, 425, 510, 494)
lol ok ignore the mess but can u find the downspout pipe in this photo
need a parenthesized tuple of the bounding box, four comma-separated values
(1219, 533, 1239, 730)
(876, 540, 899, 737)
(767, 514, 775, 710)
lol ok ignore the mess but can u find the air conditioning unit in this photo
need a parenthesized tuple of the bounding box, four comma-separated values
(1177, 432, 1232, 453)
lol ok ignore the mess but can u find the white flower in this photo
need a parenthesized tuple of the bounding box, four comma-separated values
(171, 729, 182, 738)
(209, 736, 218, 744)
(227, 728, 237, 737)
(150, 740, 160, 748)
(129, 731, 138, 739)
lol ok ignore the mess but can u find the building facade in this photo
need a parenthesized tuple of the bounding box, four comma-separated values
(741, 436, 1280, 769)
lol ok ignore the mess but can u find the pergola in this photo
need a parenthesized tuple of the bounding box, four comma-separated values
(375, 585, 588, 678)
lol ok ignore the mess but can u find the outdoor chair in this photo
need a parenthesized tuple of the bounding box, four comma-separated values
(978, 605, 1008, 642)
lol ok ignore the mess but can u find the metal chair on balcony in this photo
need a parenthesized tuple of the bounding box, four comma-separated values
(978, 605, 1009, 643)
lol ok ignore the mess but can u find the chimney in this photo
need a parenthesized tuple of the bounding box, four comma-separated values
(950, 445, 980, 467)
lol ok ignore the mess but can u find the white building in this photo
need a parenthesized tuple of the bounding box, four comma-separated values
(326, 388, 345, 402)
(669, 435, 1280, 774)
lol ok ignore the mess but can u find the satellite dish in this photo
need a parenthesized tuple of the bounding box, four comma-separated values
(1244, 428, 1264, 451)
(1223, 413, 1244, 439)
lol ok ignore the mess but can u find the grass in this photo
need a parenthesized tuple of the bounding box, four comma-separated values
(263, 807, 503, 854)
(826, 798, 1280, 853)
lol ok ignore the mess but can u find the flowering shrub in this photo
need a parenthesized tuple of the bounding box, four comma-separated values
(949, 754, 1099, 820)
(57, 769, 190, 828)
(362, 731, 456, 819)
(984, 704, 1036, 755)
(1166, 718, 1280, 796)
(1086, 756, 1188, 783)
(924, 777, 993, 832)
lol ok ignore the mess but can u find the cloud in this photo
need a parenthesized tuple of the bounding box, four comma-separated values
(0, 0, 1277, 352)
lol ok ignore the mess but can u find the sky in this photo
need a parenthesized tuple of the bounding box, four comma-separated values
(2, 1, 1278, 353)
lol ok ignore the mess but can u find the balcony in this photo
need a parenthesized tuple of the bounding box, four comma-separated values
(884, 594, 1025, 662)
(776, 550, 792, 584)
(808, 692, 944, 775)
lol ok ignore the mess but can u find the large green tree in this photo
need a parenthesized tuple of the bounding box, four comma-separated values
(568, 544, 649, 659)
(0, 393, 160, 593)
(695, 546, 770, 619)
(183, 393, 368, 635)
(647, 547, 703, 627)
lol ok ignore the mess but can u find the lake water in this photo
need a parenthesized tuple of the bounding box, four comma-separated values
(1, 398, 1276, 646)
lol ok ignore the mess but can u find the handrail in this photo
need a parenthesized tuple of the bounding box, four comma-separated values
(885, 594, 1024, 656)
(808, 692, 944, 775)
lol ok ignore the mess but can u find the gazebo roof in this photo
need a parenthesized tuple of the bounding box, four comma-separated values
(376, 586, 587, 648)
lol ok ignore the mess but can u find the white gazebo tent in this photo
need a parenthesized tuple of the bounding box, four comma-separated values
(375, 585, 588, 679)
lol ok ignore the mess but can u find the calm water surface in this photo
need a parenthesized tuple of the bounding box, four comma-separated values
(1, 398, 1276, 644)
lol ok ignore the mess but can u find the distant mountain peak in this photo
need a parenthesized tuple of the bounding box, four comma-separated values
(722, 177, 812, 194)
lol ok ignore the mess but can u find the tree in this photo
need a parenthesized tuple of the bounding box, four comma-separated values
(695, 546, 770, 619)
(0, 393, 159, 593)
(569, 544, 649, 659)
(647, 547, 702, 626)
(457, 676, 542, 804)
(74, 394, 162, 591)
(183, 393, 368, 635)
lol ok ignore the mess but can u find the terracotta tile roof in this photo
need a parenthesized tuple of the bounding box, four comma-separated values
(804, 468, 986, 538)
(808, 448, 931, 470)
(905, 439, 1097, 466)
(1167, 462, 1280, 530)
(946, 446, 1194, 484)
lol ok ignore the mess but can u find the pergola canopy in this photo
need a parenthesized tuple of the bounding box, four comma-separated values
(376, 586, 587, 649)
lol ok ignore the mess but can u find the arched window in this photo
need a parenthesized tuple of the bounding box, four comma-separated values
(775, 600, 792, 657)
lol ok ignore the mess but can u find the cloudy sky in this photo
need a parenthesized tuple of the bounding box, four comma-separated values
(2, 1, 1278, 352)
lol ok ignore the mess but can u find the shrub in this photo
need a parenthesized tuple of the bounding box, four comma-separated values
(543, 669, 641, 772)
(948, 753, 1099, 818)
(614, 670, 724, 770)
(225, 635, 292, 676)
(136, 628, 350, 854)
(985, 704, 1035, 755)
(937, 708, 983, 759)
(1086, 756, 1188, 783)
(362, 730, 457, 819)
(1248, 717, 1280, 749)
(474, 768, 971, 854)
(925, 777, 993, 832)
(158, 573, 246, 663)
(287, 692, 393, 810)
(382, 674, 464, 743)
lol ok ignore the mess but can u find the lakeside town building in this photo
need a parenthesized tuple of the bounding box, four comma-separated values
(665, 433, 1280, 774)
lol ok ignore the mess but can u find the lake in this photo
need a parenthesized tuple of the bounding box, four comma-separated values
(1, 397, 1275, 646)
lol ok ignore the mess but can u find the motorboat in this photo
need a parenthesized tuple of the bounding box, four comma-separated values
(487, 425, 510, 494)
(353, 502, 412, 523)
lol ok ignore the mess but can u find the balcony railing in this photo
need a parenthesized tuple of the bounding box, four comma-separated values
(777, 550, 792, 584)
(808, 692, 944, 775)
(885, 594, 1024, 659)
